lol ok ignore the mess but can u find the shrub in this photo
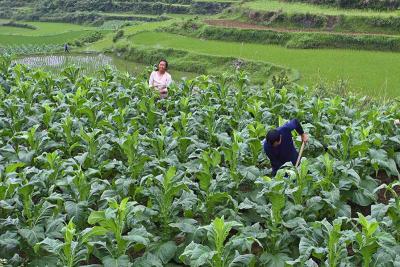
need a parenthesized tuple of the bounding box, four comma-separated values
(113, 29, 124, 43)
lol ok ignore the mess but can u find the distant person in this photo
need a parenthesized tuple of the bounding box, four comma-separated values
(263, 119, 309, 176)
(395, 119, 400, 126)
(64, 43, 70, 53)
(148, 59, 172, 98)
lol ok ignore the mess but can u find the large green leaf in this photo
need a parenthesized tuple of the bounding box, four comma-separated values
(82, 226, 108, 243)
(65, 201, 89, 227)
(18, 226, 45, 246)
(0, 232, 19, 258)
(102, 255, 131, 267)
(87, 210, 106, 225)
(169, 219, 198, 234)
(28, 256, 59, 267)
(5, 162, 25, 173)
(351, 188, 375, 206)
(155, 241, 177, 264)
(123, 226, 152, 247)
(260, 252, 291, 267)
(33, 237, 63, 254)
(180, 242, 216, 267)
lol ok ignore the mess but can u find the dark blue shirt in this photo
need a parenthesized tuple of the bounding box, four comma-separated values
(263, 119, 304, 176)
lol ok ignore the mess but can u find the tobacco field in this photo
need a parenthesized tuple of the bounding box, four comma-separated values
(0, 56, 400, 266)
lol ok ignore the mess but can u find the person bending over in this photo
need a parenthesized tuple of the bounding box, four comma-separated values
(263, 119, 309, 176)
(148, 59, 172, 98)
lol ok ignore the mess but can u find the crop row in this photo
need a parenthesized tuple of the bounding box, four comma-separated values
(0, 56, 399, 266)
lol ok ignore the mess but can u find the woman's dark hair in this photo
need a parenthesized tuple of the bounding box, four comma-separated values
(266, 129, 280, 145)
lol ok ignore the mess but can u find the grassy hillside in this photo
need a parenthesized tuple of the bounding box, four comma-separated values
(130, 31, 400, 98)
(243, 0, 400, 17)
(226, 0, 400, 35)
(1, 1, 400, 98)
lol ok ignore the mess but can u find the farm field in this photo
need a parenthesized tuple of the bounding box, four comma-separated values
(83, 19, 188, 51)
(0, 21, 95, 36)
(204, 19, 399, 37)
(0, 21, 108, 53)
(11, 53, 197, 79)
(130, 31, 400, 98)
(243, 0, 400, 17)
(0, 31, 96, 46)
(1, 12, 399, 98)
(233, 0, 400, 35)
(1, 0, 400, 266)
(0, 56, 399, 266)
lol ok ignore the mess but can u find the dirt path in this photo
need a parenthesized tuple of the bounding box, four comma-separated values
(204, 19, 399, 37)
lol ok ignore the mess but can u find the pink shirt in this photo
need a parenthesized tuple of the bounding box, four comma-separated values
(149, 71, 172, 90)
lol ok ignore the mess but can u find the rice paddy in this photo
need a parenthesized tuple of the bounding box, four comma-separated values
(130, 31, 400, 98)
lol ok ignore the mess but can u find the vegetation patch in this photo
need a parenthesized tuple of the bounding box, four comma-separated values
(0, 55, 399, 266)
(281, 0, 400, 11)
(242, 0, 400, 16)
(166, 19, 400, 52)
(224, 7, 400, 35)
(0, 20, 36, 30)
(0, 44, 62, 55)
(129, 30, 400, 97)
(113, 42, 298, 84)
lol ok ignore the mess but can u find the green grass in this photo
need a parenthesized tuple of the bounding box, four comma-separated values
(12, 52, 197, 79)
(83, 20, 174, 51)
(100, 12, 160, 17)
(0, 21, 96, 36)
(83, 15, 207, 51)
(243, 0, 400, 17)
(130, 31, 400, 98)
(0, 21, 112, 48)
(167, 13, 213, 19)
(0, 31, 96, 45)
(196, 0, 239, 2)
(111, 54, 197, 79)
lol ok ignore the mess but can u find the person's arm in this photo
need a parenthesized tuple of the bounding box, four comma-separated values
(282, 119, 308, 142)
(148, 72, 154, 87)
(166, 74, 172, 88)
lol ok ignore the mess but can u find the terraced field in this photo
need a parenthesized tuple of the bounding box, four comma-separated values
(204, 19, 399, 37)
(130, 31, 400, 98)
(1, 1, 400, 267)
(1, 1, 399, 98)
(243, 0, 400, 17)
(0, 21, 107, 52)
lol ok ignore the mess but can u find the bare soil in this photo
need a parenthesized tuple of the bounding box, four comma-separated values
(375, 170, 400, 204)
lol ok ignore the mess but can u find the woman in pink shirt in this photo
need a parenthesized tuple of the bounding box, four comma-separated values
(148, 59, 172, 98)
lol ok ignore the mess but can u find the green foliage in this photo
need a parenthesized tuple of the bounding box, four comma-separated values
(136, 29, 400, 97)
(0, 57, 400, 266)
(282, 0, 400, 11)
(74, 31, 104, 47)
(167, 20, 400, 52)
(113, 29, 124, 43)
(180, 217, 255, 267)
(0, 21, 37, 30)
(114, 43, 298, 85)
(244, 0, 400, 15)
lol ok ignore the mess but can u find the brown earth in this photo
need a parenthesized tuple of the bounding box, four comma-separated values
(251, 242, 263, 256)
(375, 170, 400, 204)
(350, 201, 371, 217)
